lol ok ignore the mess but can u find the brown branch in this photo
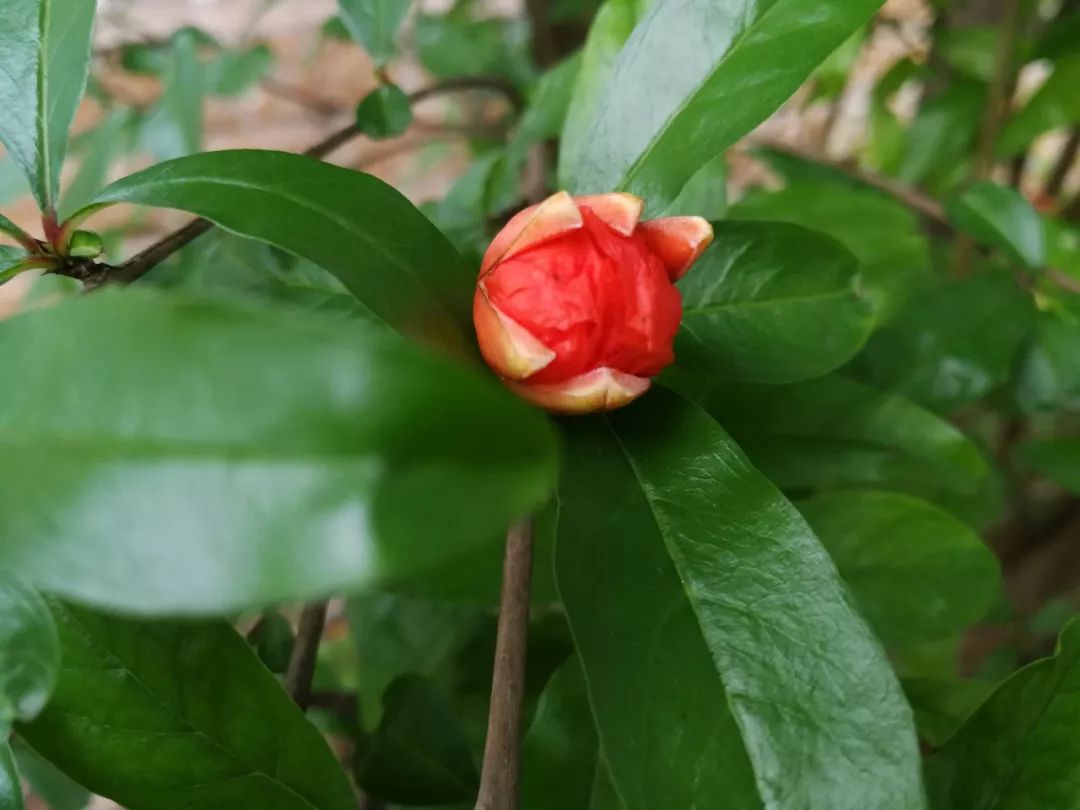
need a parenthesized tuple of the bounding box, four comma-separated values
(475, 518, 533, 810)
(84, 76, 523, 288)
(972, 0, 1024, 181)
(1046, 128, 1080, 199)
(286, 601, 329, 711)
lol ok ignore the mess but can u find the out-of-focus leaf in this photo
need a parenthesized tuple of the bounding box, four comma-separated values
(81, 150, 475, 341)
(10, 739, 89, 810)
(1014, 311, 1080, 413)
(356, 83, 413, 139)
(556, 387, 925, 810)
(927, 620, 1080, 808)
(0, 0, 97, 209)
(18, 602, 357, 810)
(851, 269, 1034, 412)
(0, 289, 557, 615)
(0, 743, 23, 810)
(675, 220, 873, 382)
(731, 182, 932, 321)
(946, 182, 1046, 269)
(207, 44, 274, 96)
(1021, 438, 1080, 492)
(247, 611, 294, 674)
(663, 153, 726, 219)
(520, 657, 597, 810)
(566, 0, 887, 211)
(355, 675, 479, 805)
(808, 25, 865, 101)
(939, 26, 999, 81)
(902, 677, 993, 747)
(59, 109, 134, 220)
(797, 491, 1000, 646)
(338, 0, 410, 65)
(120, 42, 167, 75)
(897, 80, 985, 191)
(0, 158, 30, 206)
(558, 0, 649, 188)
(416, 12, 532, 85)
(997, 57, 1080, 157)
(1035, 11, 1080, 61)
(0, 576, 59, 725)
(139, 28, 206, 160)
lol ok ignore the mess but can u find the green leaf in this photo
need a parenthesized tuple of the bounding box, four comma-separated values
(927, 620, 1080, 809)
(896, 80, 985, 191)
(338, 0, 410, 65)
(902, 677, 993, 747)
(567, 0, 886, 210)
(946, 182, 1046, 269)
(83, 150, 475, 341)
(558, 0, 649, 188)
(997, 56, 1080, 157)
(154, 28, 206, 159)
(10, 739, 89, 810)
(0, 289, 557, 615)
(938, 26, 999, 81)
(730, 181, 932, 321)
(355, 83, 413, 140)
(851, 269, 1034, 412)
(59, 109, 134, 220)
(247, 611, 295, 674)
(0, 576, 59, 725)
(520, 657, 598, 810)
(416, 12, 531, 85)
(675, 220, 874, 382)
(555, 387, 925, 810)
(662, 153, 727, 219)
(796, 491, 1000, 646)
(355, 675, 479, 805)
(207, 44, 273, 96)
(0, 743, 24, 810)
(18, 602, 357, 810)
(0, 0, 97, 210)
(674, 374, 989, 500)
(1014, 311, 1080, 413)
(1020, 438, 1080, 492)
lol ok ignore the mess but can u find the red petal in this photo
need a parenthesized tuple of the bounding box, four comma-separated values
(638, 216, 714, 281)
(474, 285, 556, 380)
(574, 193, 643, 236)
(481, 191, 583, 274)
(507, 367, 651, 414)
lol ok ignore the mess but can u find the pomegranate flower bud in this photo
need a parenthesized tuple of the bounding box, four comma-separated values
(474, 191, 713, 414)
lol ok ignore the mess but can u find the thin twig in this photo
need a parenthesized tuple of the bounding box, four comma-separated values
(1046, 128, 1080, 200)
(475, 518, 533, 810)
(83, 76, 523, 288)
(286, 601, 329, 711)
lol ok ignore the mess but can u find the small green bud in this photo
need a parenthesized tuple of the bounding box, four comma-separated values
(67, 230, 104, 259)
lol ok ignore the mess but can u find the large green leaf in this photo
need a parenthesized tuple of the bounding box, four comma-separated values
(675, 221, 873, 382)
(927, 620, 1080, 809)
(0, 576, 59, 725)
(997, 56, 1080, 157)
(520, 657, 598, 810)
(555, 387, 925, 810)
(946, 182, 1046, 269)
(10, 739, 88, 810)
(851, 269, 1034, 413)
(0, 289, 557, 615)
(902, 677, 993, 748)
(567, 0, 886, 209)
(730, 181, 931, 321)
(0, 744, 23, 810)
(81, 150, 475, 342)
(675, 374, 990, 504)
(18, 602, 356, 810)
(0, 0, 96, 210)
(338, 0, 409, 65)
(797, 491, 1000, 646)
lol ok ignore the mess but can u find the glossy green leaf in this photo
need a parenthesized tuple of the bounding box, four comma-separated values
(59, 109, 134, 220)
(902, 677, 993, 747)
(0, 247, 28, 276)
(567, 0, 885, 209)
(927, 620, 1080, 809)
(675, 374, 989, 500)
(946, 182, 1046, 269)
(0, 576, 59, 725)
(555, 387, 925, 810)
(558, 0, 648, 188)
(0, 289, 557, 614)
(662, 153, 727, 219)
(0, 0, 97, 210)
(851, 269, 1034, 412)
(520, 657, 597, 810)
(797, 491, 999, 646)
(731, 181, 932, 321)
(83, 150, 474, 341)
(18, 602, 356, 810)
(675, 221, 873, 382)
(0, 215, 34, 252)
(355, 674, 478, 805)
(589, 765, 624, 810)
(0, 744, 23, 810)
(338, 0, 409, 65)
(355, 83, 413, 140)
(997, 56, 1080, 157)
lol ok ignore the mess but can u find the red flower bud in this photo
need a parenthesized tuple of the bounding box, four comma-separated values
(474, 191, 713, 414)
